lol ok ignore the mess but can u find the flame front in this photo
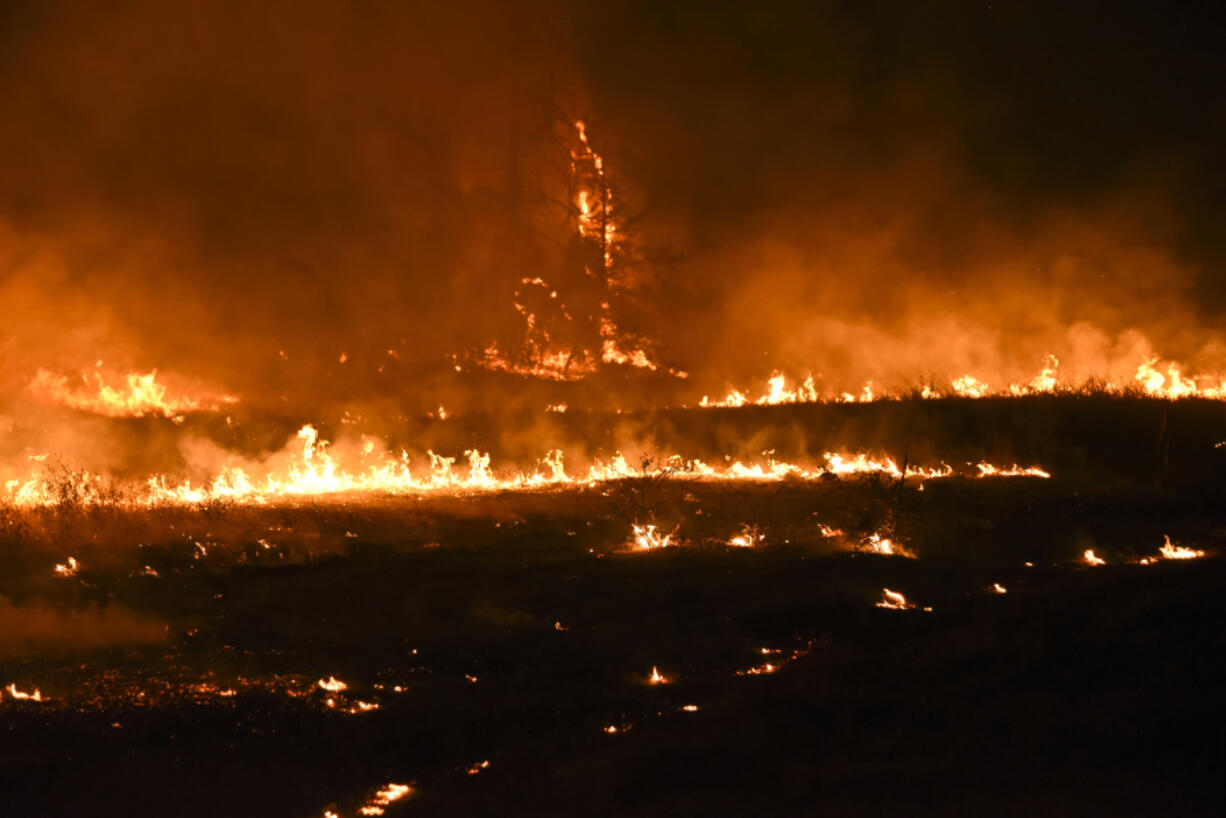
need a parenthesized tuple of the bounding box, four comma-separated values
(27, 368, 235, 418)
(1, 423, 1053, 510)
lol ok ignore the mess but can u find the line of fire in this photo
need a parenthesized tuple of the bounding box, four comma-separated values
(2, 2, 1225, 816)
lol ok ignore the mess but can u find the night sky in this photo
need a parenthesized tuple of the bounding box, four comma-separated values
(1, 0, 1224, 399)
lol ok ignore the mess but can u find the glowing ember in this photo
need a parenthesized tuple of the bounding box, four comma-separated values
(53, 557, 79, 577)
(466, 760, 490, 775)
(856, 533, 916, 558)
(318, 676, 348, 692)
(681, 704, 700, 712)
(976, 463, 1051, 478)
(1083, 549, 1106, 566)
(874, 589, 930, 611)
(992, 583, 1008, 594)
(5, 684, 44, 702)
(727, 523, 764, 548)
(357, 783, 412, 816)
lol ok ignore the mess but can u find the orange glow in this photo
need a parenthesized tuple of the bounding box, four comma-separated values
(5, 684, 44, 702)
(318, 676, 348, 693)
(1157, 535, 1205, 560)
(2, 423, 1051, 509)
(27, 368, 235, 418)
(976, 463, 1051, 478)
(631, 524, 673, 551)
(727, 523, 764, 548)
(699, 353, 1226, 407)
(876, 588, 915, 610)
(648, 666, 668, 684)
(53, 557, 79, 577)
(856, 532, 916, 558)
(1083, 549, 1106, 566)
(357, 783, 412, 816)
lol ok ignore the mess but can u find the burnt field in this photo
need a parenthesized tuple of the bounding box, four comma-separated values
(2, 396, 1226, 817)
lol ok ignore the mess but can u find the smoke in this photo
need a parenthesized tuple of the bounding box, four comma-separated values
(575, 1, 1226, 390)
(0, 0, 581, 409)
(1, 0, 1224, 413)
(0, 594, 166, 659)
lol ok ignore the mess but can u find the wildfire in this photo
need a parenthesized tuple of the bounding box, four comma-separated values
(53, 557, 79, 577)
(736, 642, 820, 676)
(2, 424, 1052, 509)
(976, 463, 1051, 478)
(318, 676, 348, 692)
(357, 783, 412, 816)
(876, 588, 914, 610)
(875, 589, 931, 611)
(1157, 535, 1205, 561)
(855, 533, 916, 558)
(631, 524, 673, 551)
(5, 684, 44, 702)
(992, 583, 1008, 594)
(27, 368, 235, 418)
(727, 524, 764, 548)
(648, 666, 668, 684)
(1083, 549, 1106, 566)
(469, 120, 664, 381)
(699, 353, 1226, 407)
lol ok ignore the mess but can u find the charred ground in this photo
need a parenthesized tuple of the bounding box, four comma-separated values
(2, 396, 1225, 816)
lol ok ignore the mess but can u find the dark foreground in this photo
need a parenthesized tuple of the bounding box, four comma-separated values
(2, 397, 1226, 816)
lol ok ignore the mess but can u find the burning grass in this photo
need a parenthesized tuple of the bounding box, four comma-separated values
(1, 395, 1224, 816)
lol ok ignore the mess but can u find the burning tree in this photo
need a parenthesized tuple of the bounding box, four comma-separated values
(474, 116, 668, 380)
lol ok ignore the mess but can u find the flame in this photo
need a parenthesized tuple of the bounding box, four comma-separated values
(992, 583, 1007, 594)
(702, 352, 1226, 407)
(318, 676, 348, 692)
(53, 556, 79, 577)
(27, 368, 235, 418)
(976, 463, 1051, 478)
(1083, 549, 1106, 566)
(1157, 535, 1205, 560)
(5, 684, 44, 702)
(648, 666, 668, 684)
(856, 533, 916, 558)
(2, 424, 1051, 509)
(952, 374, 991, 398)
(737, 663, 776, 675)
(727, 523, 764, 548)
(469, 120, 664, 381)
(875, 588, 915, 610)
(357, 783, 412, 816)
(631, 524, 673, 551)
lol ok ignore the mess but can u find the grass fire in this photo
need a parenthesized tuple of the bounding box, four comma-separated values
(2, 2, 1226, 816)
